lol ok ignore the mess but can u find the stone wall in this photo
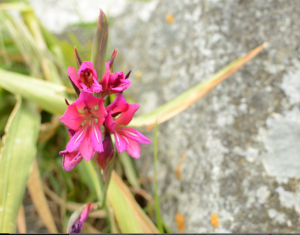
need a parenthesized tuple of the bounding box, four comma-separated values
(110, 0, 300, 232)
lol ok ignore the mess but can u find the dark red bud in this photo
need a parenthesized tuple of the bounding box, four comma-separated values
(96, 133, 114, 170)
(125, 70, 132, 79)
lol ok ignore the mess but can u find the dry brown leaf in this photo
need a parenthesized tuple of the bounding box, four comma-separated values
(27, 159, 58, 233)
(175, 153, 186, 179)
(17, 204, 26, 233)
(175, 212, 185, 233)
(43, 184, 106, 218)
(38, 115, 60, 143)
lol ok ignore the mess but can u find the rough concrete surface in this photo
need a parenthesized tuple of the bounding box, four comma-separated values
(109, 0, 300, 233)
(30, 0, 300, 233)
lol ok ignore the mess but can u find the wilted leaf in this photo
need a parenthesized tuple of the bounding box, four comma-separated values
(27, 159, 58, 233)
(0, 97, 40, 233)
(129, 42, 268, 129)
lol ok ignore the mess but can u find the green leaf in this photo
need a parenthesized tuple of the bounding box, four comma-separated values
(91, 9, 108, 80)
(0, 97, 40, 233)
(77, 161, 102, 202)
(0, 68, 71, 115)
(129, 42, 268, 128)
(153, 122, 163, 232)
(118, 152, 141, 189)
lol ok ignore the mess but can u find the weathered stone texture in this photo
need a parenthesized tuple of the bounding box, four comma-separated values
(110, 0, 300, 232)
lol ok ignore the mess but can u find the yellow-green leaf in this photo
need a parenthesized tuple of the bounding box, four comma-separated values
(108, 171, 159, 233)
(129, 42, 268, 129)
(0, 97, 40, 233)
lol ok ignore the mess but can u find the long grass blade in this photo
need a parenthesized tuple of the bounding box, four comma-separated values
(153, 122, 163, 232)
(0, 97, 40, 233)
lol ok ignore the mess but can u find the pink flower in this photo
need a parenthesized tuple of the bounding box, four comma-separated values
(68, 202, 94, 233)
(60, 92, 107, 161)
(68, 61, 102, 93)
(99, 62, 131, 98)
(105, 93, 151, 158)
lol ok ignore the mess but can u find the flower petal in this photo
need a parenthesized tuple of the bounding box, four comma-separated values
(116, 103, 140, 126)
(66, 126, 87, 152)
(78, 134, 95, 161)
(94, 98, 107, 127)
(89, 124, 103, 152)
(109, 77, 131, 92)
(114, 130, 127, 153)
(60, 104, 84, 130)
(68, 66, 82, 89)
(125, 139, 141, 159)
(99, 62, 111, 91)
(106, 93, 129, 113)
(61, 150, 83, 172)
(105, 111, 116, 133)
(120, 127, 151, 145)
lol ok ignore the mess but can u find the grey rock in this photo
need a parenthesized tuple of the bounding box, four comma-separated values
(110, 0, 300, 233)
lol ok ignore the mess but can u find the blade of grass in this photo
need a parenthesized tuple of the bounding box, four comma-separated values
(129, 42, 268, 129)
(27, 159, 58, 233)
(0, 68, 71, 115)
(153, 121, 163, 232)
(0, 97, 40, 233)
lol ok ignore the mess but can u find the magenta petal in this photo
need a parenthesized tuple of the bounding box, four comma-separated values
(116, 103, 140, 126)
(125, 140, 141, 159)
(66, 126, 87, 152)
(60, 105, 84, 130)
(105, 112, 116, 133)
(68, 66, 82, 89)
(89, 124, 103, 152)
(62, 150, 83, 172)
(114, 131, 127, 153)
(78, 134, 95, 161)
(94, 98, 107, 127)
(99, 62, 111, 91)
(121, 127, 151, 145)
(106, 93, 129, 113)
(91, 78, 102, 92)
(109, 78, 131, 92)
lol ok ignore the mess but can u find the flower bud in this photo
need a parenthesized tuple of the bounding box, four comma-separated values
(67, 202, 95, 233)
(96, 132, 114, 170)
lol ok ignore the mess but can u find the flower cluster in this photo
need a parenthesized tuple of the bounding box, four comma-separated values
(59, 53, 151, 171)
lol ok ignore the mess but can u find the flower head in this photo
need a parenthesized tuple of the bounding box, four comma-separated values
(105, 93, 151, 158)
(68, 61, 102, 93)
(60, 92, 107, 161)
(99, 62, 131, 98)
